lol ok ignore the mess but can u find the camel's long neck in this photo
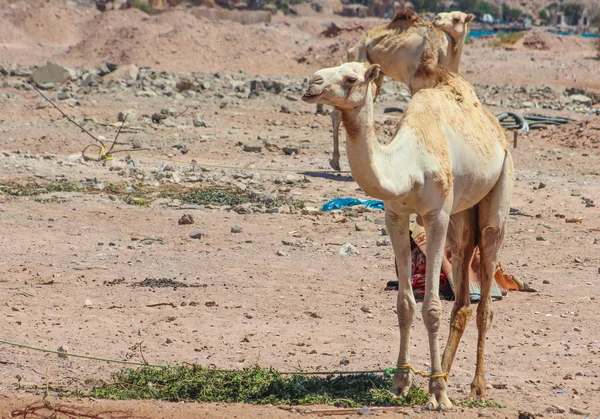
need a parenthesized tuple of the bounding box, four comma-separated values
(340, 87, 412, 201)
(446, 34, 466, 73)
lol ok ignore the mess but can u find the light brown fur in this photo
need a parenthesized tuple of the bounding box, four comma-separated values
(303, 57, 514, 409)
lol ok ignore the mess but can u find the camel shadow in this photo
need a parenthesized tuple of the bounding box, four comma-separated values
(301, 171, 354, 182)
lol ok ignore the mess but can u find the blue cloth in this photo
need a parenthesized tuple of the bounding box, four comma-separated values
(321, 197, 384, 211)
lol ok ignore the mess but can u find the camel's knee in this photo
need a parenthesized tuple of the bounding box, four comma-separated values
(450, 305, 472, 331)
(476, 300, 493, 331)
(479, 226, 502, 254)
(422, 297, 442, 333)
(397, 296, 416, 329)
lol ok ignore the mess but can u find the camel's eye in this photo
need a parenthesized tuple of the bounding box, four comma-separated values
(453, 17, 460, 23)
(345, 76, 357, 85)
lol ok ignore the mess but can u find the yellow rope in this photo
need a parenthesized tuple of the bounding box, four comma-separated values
(384, 364, 448, 381)
(133, 153, 351, 175)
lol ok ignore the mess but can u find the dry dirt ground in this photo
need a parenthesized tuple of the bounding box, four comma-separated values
(1, 1, 600, 418)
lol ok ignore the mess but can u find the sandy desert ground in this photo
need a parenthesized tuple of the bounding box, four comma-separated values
(1, 1, 600, 418)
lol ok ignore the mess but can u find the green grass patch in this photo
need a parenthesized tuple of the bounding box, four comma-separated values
(489, 31, 524, 47)
(86, 365, 427, 407)
(0, 180, 82, 196)
(460, 399, 507, 408)
(175, 189, 305, 210)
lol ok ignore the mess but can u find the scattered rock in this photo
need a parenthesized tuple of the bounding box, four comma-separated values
(176, 79, 194, 91)
(380, 227, 388, 236)
(518, 411, 536, 419)
(282, 146, 300, 155)
(570, 94, 592, 107)
(569, 407, 591, 416)
(57, 346, 69, 359)
(542, 279, 550, 284)
(178, 214, 194, 225)
(339, 243, 359, 256)
(165, 337, 174, 344)
(103, 64, 139, 83)
(84, 299, 93, 308)
(243, 143, 262, 153)
(193, 113, 207, 127)
(357, 406, 372, 415)
(546, 405, 566, 414)
(360, 306, 372, 313)
(276, 249, 287, 256)
(189, 230, 204, 239)
(377, 237, 391, 246)
(355, 223, 366, 231)
(231, 226, 242, 233)
(31, 62, 70, 87)
(117, 110, 137, 122)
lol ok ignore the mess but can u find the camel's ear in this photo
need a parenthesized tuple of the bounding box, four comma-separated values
(365, 64, 381, 82)
(466, 13, 474, 23)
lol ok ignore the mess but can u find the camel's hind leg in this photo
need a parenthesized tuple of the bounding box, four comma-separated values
(471, 153, 514, 399)
(442, 207, 476, 375)
(329, 109, 342, 171)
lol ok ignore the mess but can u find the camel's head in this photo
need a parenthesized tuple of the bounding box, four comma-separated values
(302, 62, 381, 110)
(433, 11, 474, 40)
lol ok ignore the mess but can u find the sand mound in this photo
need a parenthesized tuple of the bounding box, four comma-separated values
(522, 30, 594, 53)
(538, 116, 600, 149)
(58, 8, 314, 75)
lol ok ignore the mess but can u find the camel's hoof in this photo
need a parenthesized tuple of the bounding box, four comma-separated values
(438, 403, 448, 412)
(425, 402, 436, 411)
(328, 159, 341, 172)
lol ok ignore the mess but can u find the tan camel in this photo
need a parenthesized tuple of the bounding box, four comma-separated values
(302, 54, 514, 409)
(328, 10, 448, 171)
(432, 11, 474, 73)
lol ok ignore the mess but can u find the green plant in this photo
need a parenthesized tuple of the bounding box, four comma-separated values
(563, 2, 584, 25)
(131, 0, 152, 14)
(87, 365, 429, 407)
(538, 9, 550, 24)
(501, 3, 523, 22)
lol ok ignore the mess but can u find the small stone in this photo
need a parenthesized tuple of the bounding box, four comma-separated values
(276, 249, 287, 256)
(380, 227, 388, 236)
(57, 346, 69, 359)
(193, 113, 207, 128)
(574, 257, 583, 263)
(355, 223, 366, 232)
(189, 230, 204, 239)
(546, 405, 566, 414)
(537, 182, 546, 189)
(357, 406, 372, 416)
(542, 279, 550, 284)
(360, 306, 372, 313)
(279, 105, 290, 114)
(176, 79, 194, 91)
(339, 243, 359, 256)
(165, 338, 174, 344)
(84, 299, 93, 308)
(161, 107, 177, 117)
(571, 190, 581, 197)
(570, 94, 592, 107)
(118, 110, 137, 122)
(536, 236, 545, 241)
(570, 407, 591, 416)
(231, 226, 242, 233)
(377, 237, 391, 246)
(573, 327, 582, 332)
(243, 143, 262, 153)
(517, 411, 535, 419)
(31, 63, 70, 87)
(282, 146, 299, 155)
(178, 214, 194, 225)
(132, 138, 144, 149)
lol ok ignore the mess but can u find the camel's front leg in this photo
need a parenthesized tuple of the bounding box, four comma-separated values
(422, 210, 452, 411)
(385, 209, 414, 397)
(329, 109, 342, 171)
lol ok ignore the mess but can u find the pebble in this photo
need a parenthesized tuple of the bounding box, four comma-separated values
(570, 407, 591, 416)
(542, 279, 550, 284)
(546, 405, 566, 414)
(573, 327, 582, 332)
(231, 226, 242, 233)
(360, 306, 372, 313)
(357, 406, 372, 416)
(380, 227, 388, 236)
(355, 223, 366, 231)
(178, 214, 194, 225)
(339, 243, 360, 256)
(193, 113, 207, 127)
(243, 143, 262, 153)
(84, 299, 93, 307)
(57, 346, 69, 359)
(189, 230, 204, 239)
(276, 249, 287, 256)
(377, 237, 391, 246)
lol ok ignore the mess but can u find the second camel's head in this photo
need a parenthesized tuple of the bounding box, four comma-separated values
(433, 11, 474, 41)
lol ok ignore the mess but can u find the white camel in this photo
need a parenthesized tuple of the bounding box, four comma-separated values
(302, 52, 513, 410)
